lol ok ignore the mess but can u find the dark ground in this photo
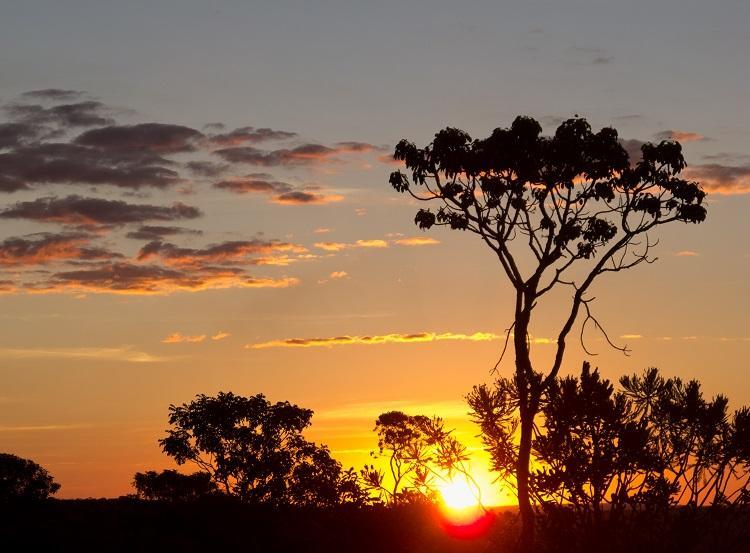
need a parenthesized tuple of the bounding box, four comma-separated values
(2, 499, 748, 553)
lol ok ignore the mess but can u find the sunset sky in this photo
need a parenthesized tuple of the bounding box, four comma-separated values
(1, 0, 748, 501)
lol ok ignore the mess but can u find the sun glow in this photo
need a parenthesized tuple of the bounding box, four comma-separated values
(437, 478, 493, 538)
(439, 478, 479, 511)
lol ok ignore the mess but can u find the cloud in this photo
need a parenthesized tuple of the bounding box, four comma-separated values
(185, 160, 229, 177)
(683, 164, 750, 195)
(75, 123, 204, 153)
(137, 239, 306, 267)
(393, 237, 440, 247)
(314, 239, 388, 252)
(214, 174, 293, 195)
(0, 122, 46, 149)
(5, 101, 114, 127)
(0, 345, 163, 363)
(214, 142, 383, 167)
(209, 126, 297, 147)
(0, 142, 182, 192)
(654, 130, 707, 142)
(21, 89, 84, 101)
(0, 232, 122, 266)
(313, 237, 437, 252)
(620, 334, 643, 340)
(125, 225, 203, 241)
(314, 227, 333, 234)
(26, 261, 300, 295)
(0, 195, 201, 228)
(214, 174, 343, 205)
(247, 331, 501, 349)
(272, 191, 344, 205)
(330, 271, 348, 279)
(674, 250, 699, 257)
(162, 332, 206, 344)
(211, 331, 230, 341)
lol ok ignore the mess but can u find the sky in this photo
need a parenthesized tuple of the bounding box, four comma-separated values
(0, 0, 748, 501)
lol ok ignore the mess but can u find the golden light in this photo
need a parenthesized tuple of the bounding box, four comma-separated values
(439, 478, 479, 511)
(437, 477, 493, 539)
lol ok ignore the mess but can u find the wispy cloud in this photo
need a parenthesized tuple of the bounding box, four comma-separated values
(161, 332, 206, 344)
(654, 130, 708, 142)
(246, 331, 501, 349)
(211, 331, 230, 341)
(674, 250, 699, 257)
(393, 237, 440, 247)
(0, 346, 164, 363)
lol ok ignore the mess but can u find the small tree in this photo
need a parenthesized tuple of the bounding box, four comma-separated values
(0, 453, 60, 501)
(360, 411, 482, 506)
(388, 116, 706, 548)
(159, 392, 365, 507)
(133, 469, 216, 501)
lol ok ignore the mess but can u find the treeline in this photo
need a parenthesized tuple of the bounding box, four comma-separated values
(3, 364, 750, 552)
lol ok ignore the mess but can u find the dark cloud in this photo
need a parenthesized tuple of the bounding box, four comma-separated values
(21, 89, 84, 101)
(273, 191, 343, 205)
(209, 126, 297, 147)
(0, 142, 181, 191)
(334, 141, 387, 153)
(214, 143, 335, 166)
(213, 175, 293, 195)
(185, 160, 229, 177)
(0, 123, 41, 149)
(213, 173, 343, 205)
(75, 123, 204, 153)
(214, 141, 382, 167)
(137, 239, 306, 266)
(125, 225, 203, 241)
(0, 195, 201, 227)
(27, 261, 299, 294)
(4, 101, 114, 127)
(0, 232, 122, 266)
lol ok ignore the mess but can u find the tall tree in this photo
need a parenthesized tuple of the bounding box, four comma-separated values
(388, 116, 706, 548)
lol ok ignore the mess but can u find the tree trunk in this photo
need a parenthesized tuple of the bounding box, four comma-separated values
(517, 406, 535, 551)
(514, 308, 536, 552)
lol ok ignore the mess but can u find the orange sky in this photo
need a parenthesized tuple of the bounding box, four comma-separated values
(1, 1, 750, 501)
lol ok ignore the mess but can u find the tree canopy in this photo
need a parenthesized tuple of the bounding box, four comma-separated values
(158, 391, 364, 507)
(0, 453, 60, 501)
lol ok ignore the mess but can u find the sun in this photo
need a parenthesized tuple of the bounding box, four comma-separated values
(438, 478, 480, 511)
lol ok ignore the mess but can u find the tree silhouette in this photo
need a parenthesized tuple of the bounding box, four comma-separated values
(388, 116, 706, 548)
(469, 364, 750, 536)
(360, 411, 483, 507)
(158, 392, 365, 507)
(133, 469, 216, 501)
(0, 453, 60, 500)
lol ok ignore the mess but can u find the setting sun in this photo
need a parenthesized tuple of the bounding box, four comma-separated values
(439, 478, 479, 511)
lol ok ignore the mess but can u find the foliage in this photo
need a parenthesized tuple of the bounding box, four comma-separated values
(159, 391, 366, 507)
(0, 452, 60, 501)
(360, 411, 482, 506)
(468, 364, 750, 520)
(132, 469, 216, 501)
